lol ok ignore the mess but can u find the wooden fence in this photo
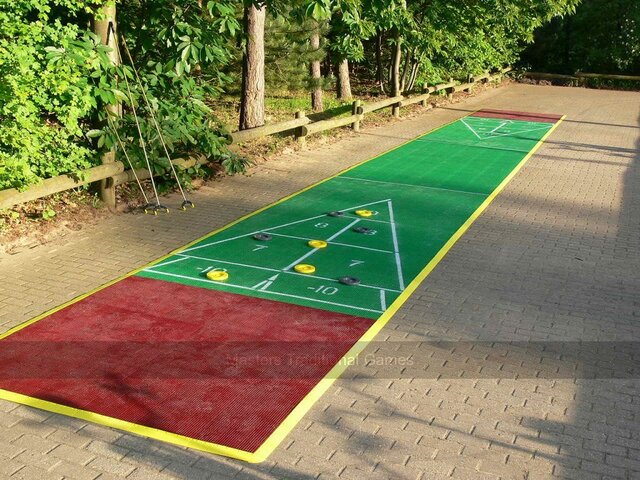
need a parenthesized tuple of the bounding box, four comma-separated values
(226, 72, 508, 145)
(0, 67, 511, 210)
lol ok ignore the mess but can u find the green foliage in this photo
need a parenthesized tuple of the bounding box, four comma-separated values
(520, 0, 640, 75)
(42, 207, 56, 220)
(0, 0, 596, 201)
(264, 16, 326, 91)
(101, 0, 241, 181)
(0, 0, 117, 190)
(351, 0, 580, 92)
(0, 0, 244, 193)
(409, 0, 580, 82)
(220, 152, 254, 175)
(328, 0, 375, 62)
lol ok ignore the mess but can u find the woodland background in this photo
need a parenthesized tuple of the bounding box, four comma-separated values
(0, 0, 637, 193)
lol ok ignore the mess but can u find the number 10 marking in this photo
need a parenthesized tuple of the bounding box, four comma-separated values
(308, 285, 339, 295)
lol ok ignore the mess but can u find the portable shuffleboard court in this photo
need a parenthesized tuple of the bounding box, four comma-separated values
(0, 109, 564, 462)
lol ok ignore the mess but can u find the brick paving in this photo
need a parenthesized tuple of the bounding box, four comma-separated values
(0, 84, 639, 479)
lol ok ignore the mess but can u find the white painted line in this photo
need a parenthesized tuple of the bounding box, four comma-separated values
(335, 176, 488, 197)
(326, 218, 361, 241)
(261, 198, 392, 235)
(181, 231, 258, 253)
(380, 289, 387, 311)
(267, 232, 395, 254)
(181, 198, 392, 254)
(408, 137, 531, 154)
(142, 269, 383, 314)
(181, 215, 331, 253)
(261, 215, 332, 232)
(485, 125, 552, 138)
(144, 256, 190, 270)
(387, 200, 406, 290)
(461, 118, 551, 140)
(171, 253, 401, 293)
(461, 118, 482, 139)
(490, 121, 508, 134)
(282, 218, 360, 271)
(282, 247, 322, 272)
(251, 273, 280, 291)
(341, 214, 393, 225)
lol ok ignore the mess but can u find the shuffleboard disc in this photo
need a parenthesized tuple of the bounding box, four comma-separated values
(308, 240, 328, 249)
(355, 209, 373, 218)
(294, 264, 316, 274)
(207, 270, 229, 281)
(253, 233, 273, 241)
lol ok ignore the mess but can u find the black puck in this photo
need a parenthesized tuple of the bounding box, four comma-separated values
(353, 226, 372, 234)
(253, 232, 272, 241)
(328, 211, 344, 217)
(339, 276, 361, 286)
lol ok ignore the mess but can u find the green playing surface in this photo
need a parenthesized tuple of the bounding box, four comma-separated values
(138, 115, 558, 319)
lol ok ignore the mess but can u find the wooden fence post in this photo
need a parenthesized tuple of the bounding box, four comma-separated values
(294, 110, 306, 147)
(447, 77, 454, 100)
(392, 100, 400, 118)
(420, 83, 429, 106)
(351, 100, 361, 131)
(93, 4, 119, 209)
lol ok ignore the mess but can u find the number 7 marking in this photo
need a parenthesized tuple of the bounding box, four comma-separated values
(253, 245, 268, 252)
(350, 260, 364, 267)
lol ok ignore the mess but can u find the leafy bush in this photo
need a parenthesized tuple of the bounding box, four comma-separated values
(520, 0, 639, 75)
(0, 0, 243, 193)
(0, 1, 117, 190)
(97, 0, 241, 185)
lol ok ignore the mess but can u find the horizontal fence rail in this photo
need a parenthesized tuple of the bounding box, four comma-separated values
(0, 157, 206, 210)
(229, 68, 510, 143)
(0, 163, 125, 210)
(0, 67, 511, 210)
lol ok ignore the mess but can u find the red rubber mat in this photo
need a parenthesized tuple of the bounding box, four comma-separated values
(0, 276, 373, 453)
(472, 108, 563, 123)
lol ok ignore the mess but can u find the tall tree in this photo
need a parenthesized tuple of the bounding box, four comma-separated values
(336, 59, 352, 99)
(299, 3, 333, 111)
(310, 22, 324, 111)
(390, 33, 402, 96)
(92, 3, 119, 208)
(388, 0, 407, 97)
(521, 0, 639, 75)
(239, 3, 266, 130)
(375, 32, 385, 93)
(327, 0, 374, 99)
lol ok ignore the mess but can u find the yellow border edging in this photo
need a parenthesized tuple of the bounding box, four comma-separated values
(0, 112, 565, 463)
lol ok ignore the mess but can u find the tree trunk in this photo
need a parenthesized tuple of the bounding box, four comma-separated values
(406, 58, 420, 92)
(375, 32, 385, 93)
(93, 4, 119, 209)
(310, 24, 323, 112)
(390, 0, 406, 97)
(336, 58, 352, 100)
(399, 48, 412, 93)
(239, 4, 266, 130)
(390, 35, 401, 97)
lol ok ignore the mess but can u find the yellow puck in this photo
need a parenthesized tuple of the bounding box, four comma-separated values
(206, 270, 229, 281)
(294, 264, 316, 274)
(308, 239, 328, 249)
(355, 209, 374, 217)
